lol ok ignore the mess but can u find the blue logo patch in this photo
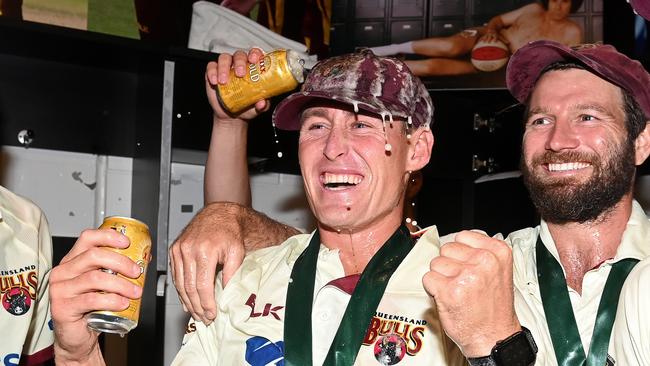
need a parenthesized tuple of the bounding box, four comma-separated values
(3, 353, 19, 366)
(245, 336, 284, 366)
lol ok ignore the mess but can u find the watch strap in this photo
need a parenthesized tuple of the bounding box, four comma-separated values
(468, 327, 537, 366)
(467, 356, 497, 366)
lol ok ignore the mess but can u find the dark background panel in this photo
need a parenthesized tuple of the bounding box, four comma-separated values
(355, 0, 387, 19)
(431, 0, 465, 17)
(392, 0, 426, 18)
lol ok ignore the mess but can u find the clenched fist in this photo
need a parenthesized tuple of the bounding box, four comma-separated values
(423, 230, 521, 357)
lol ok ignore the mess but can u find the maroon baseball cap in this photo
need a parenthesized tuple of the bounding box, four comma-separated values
(630, 0, 650, 21)
(507, 40, 650, 118)
(272, 49, 433, 130)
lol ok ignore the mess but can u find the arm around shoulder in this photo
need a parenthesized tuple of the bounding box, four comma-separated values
(169, 201, 299, 323)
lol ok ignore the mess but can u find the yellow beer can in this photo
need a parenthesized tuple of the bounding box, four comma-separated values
(87, 216, 152, 335)
(216, 49, 305, 114)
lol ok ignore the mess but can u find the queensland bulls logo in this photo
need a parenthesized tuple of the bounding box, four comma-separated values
(374, 334, 407, 365)
(2, 287, 32, 315)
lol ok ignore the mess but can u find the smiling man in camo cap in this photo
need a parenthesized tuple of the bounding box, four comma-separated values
(167, 49, 470, 366)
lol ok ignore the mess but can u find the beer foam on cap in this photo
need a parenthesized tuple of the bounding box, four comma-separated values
(286, 50, 306, 83)
(273, 49, 434, 131)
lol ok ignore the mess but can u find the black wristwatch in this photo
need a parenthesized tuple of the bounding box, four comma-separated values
(467, 327, 537, 366)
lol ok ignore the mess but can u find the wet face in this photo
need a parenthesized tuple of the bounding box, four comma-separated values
(521, 69, 636, 223)
(298, 102, 429, 232)
(547, 0, 572, 20)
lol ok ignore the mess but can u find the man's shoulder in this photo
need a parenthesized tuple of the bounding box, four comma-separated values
(516, 2, 545, 16)
(524, 2, 544, 11)
(561, 19, 583, 40)
(0, 185, 44, 226)
(243, 233, 312, 265)
(627, 258, 650, 280)
(504, 226, 539, 248)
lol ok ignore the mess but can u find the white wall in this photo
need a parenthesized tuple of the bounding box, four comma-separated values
(0, 146, 132, 236)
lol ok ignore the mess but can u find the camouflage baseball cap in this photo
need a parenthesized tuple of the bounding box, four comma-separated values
(272, 49, 433, 130)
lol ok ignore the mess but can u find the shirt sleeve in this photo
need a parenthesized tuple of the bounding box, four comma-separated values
(21, 211, 54, 365)
(171, 274, 226, 366)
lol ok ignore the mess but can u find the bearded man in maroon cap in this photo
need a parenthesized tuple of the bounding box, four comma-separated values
(423, 40, 650, 365)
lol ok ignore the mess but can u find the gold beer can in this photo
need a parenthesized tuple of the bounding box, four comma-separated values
(217, 49, 305, 114)
(87, 216, 152, 335)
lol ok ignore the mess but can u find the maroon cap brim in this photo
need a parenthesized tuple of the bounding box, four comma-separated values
(272, 90, 412, 131)
(507, 42, 596, 104)
(631, 0, 650, 20)
(507, 40, 650, 119)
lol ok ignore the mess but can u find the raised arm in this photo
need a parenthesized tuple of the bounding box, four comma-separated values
(203, 49, 269, 206)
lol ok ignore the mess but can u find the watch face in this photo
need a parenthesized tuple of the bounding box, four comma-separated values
(492, 331, 536, 365)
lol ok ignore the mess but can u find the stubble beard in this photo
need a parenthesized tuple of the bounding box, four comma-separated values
(521, 140, 636, 224)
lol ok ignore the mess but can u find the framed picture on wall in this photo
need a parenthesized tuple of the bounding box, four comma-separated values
(330, 0, 604, 89)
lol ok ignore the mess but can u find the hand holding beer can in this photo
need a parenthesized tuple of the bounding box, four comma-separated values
(87, 216, 152, 336)
(216, 49, 305, 114)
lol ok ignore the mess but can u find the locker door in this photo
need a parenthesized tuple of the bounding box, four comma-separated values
(429, 19, 464, 37)
(354, 22, 386, 46)
(355, 0, 386, 19)
(391, 20, 424, 44)
(431, 0, 465, 17)
(392, 0, 425, 18)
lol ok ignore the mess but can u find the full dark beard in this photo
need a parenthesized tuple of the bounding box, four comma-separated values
(521, 141, 636, 224)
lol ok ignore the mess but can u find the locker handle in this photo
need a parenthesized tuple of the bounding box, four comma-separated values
(157, 274, 167, 297)
(402, 24, 412, 30)
(443, 23, 453, 29)
(364, 25, 374, 30)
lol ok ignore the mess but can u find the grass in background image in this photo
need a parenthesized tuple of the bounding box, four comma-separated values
(88, 0, 139, 39)
(23, 0, 88, 30)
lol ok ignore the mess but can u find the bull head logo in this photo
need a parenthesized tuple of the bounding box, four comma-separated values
(2, 287, 31, 316)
